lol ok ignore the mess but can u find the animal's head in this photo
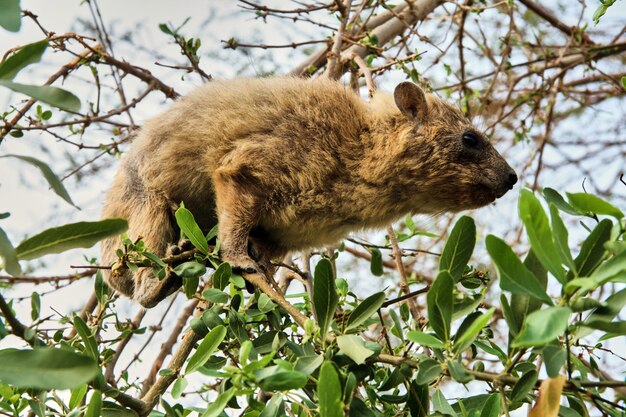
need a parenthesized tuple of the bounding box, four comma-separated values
(393, 81, 517, 212)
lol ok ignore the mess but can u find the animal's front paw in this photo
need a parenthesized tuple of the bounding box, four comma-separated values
(222, 252, 262, 276)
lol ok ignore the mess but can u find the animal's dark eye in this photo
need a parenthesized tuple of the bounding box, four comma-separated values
(462, 132, 479, 148)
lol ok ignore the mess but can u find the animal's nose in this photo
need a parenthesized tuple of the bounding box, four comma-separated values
(507, 172, 518, 189)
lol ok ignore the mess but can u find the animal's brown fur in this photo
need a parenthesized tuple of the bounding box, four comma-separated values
(101, 77, 516, 308)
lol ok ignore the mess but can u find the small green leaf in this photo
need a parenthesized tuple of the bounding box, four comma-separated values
(0, 0, 21, 32)
(406, 380, 429, 417)
(257, 292, 276, 313)
(485, 235, 552, 305)
(72, 315, 99, 360)
(576, 288, 626, 339)
(294, 355, 324, 375)
(185, 325, 226, 374)
(346, 291, 385, 331)
(16, 219, 127, 260)
(574, 219, 612, 277)
(542, 188, 580, 215)
(258, 370, 308, 391)
(0, 79, 80, 112)
(318, 361, 343, 417)
(200, 387, 235, 417)
(0, 348, 98, 389)
(370, 248, 383, 276)
(512, 307, 571, 347)
(1, 154, 76, 208)
(30, 292, 40, 321)
(510, 370, 538, 403)
(453, 307, 495, 353)
(439, 216, 476, 281)
(479, 393, 501, 417)
(336, 334, 374, 365)
(172, 261, 206, 278)
(213, 262, 232, 290)
(549, 204, 576, 273)
(171, 377, 187, 399)
(542, 345, 566, 378)
(415, 359, 442, 385)
(202, 288, 229, 304)
(426, 271, 454, 341)
(432, 389, 457, 417)
(406, 331, 444, 349)
(84, 390, 102, 417)
(69, 384, 88, 409)
(313, 258, 338, 341)
(0, 226, 20, 275)
(566, 192, 623, 219)
(590, 247, 626, 286)
(519, 189, 566, 283)
(175, 206, 208, 255)
(0, 40, 48, 80)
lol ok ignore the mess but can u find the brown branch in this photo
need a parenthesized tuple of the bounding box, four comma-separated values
(105, 308, 147, 386)
(518, 0, 594, 44)
(0, 47, 94, 144)
(141, 296, 198, 395)
(386, 226, 422, 321)
(0, 269, 95, 284)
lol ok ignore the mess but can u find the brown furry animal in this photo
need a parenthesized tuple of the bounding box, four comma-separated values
(101, 77, 517, 308)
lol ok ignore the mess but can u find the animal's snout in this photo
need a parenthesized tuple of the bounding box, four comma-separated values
(506, 172, 518, 190)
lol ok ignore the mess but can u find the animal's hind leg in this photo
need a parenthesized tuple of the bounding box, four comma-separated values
(102, 193, 182, 309)
(129, 195, 183, 308)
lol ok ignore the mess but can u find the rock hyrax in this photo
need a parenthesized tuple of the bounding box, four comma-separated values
(101, 77, 517, 307)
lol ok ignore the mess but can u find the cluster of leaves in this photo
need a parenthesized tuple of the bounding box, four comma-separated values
(3, 184, 623, 417)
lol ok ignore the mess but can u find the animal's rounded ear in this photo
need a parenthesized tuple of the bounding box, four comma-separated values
(393, 82, 428, 122)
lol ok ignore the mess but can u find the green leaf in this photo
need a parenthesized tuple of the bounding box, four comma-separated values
(0, 0, 21, 32)
(566, 192, 623, 219)
(173, 261, 206, 278)
(0, 40, 48, 80)
(171, 377, 187, 399)
(1, 154, 76, 208)
(336, 335, 374, 365)
(258, 393, 283, 417)
(542, 188, 580, 216)
(0, 348, 98, 389)
(346, 291, 385, 331)
(294, 355, 324, 375)
(576, 288, 626, 339)
(318, 361, 343, 417)
(30, 292, 40, 321)
(258, 370, 308, 391)
(574, 219, 612, 277)
(512, 307, 571, 348)
(453, 307, 495, 353)
(202, 288, 228, 304)
(432, 389, 457, 417)
(415, 359, 441, 385)
(200, 387, 235, 417)
(213, 262, 232, 290)
(0, 226, 20, 275)
(0, 79, 80, 112)
(590, 247, 626, 286)
(185, 325, 226, 374)
(542, 345, 566, 378)
(313, 258, 338, 341)
(519, 189, 566, 283)
(69, 384, 88, 409)
(507, 250, 547, 335)
(406, 331, 444, 349)
(479, 393, 501, 417)
(485, 235, 552, 305)
(72, 315, 99, 360)
(510, 370, 538, 403)
(406, 380, 429, 417)
(427, 271, 454, 341)
(370, 248, 383, 276)
(85, 390, 102, 417)
(549, 204, 576, 273)
(439, 216, 475, 281)
(16, 219, 127, 260)
(257, 292, 276, 313)
(174, 206, 208, 255)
